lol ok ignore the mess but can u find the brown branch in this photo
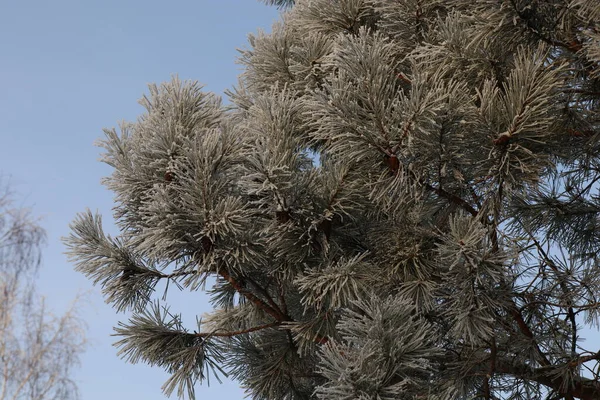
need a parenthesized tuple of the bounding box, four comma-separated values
(507, 304, 552, 367)
(567, 351, 600, 369)
(180, 259, 329, 344)
(495, 358, 600, 400)
(219, 268, 287, 322)
(194, 322, 280, 338)
(396, 72, 412, 84)
(483, 337, 497, 398)
(277, 277, 288, 316)
(425, 183, 479, 216)
(218, 270, 329, 345)
(519, 299, 600, 313)
(482, 373, 491, 399)
(245, 276, 284, 317)
(508, 0, 599, 78)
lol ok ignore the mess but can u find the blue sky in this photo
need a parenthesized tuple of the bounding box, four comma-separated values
(4, 1, 600, 399)
(0, 1, 280, 399)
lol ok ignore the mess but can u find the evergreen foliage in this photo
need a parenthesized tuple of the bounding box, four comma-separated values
(259, 0, 296, 9)
(65, 0, 600, 398)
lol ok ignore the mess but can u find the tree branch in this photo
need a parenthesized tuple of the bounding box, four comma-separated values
(507, 304, 552, 367)
(244, 276, 284, 317)
(218, 268, 287, 322)
(567, 351, 600, 369)
(495, 358, 600, 400)
(194, 322, 280, 338)
(425, 183, 479, 216)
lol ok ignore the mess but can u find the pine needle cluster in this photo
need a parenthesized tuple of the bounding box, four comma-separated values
(65, 0, 600, 398)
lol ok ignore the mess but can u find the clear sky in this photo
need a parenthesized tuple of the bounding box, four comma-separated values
(0, 1, 280, 399)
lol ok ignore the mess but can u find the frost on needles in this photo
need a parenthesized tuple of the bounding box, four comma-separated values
(64, 0, 600, 399)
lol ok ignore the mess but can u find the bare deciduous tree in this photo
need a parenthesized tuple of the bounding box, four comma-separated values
(0, 183, 86, 400)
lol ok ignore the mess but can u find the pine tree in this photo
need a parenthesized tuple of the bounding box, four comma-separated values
(64, 0, 600, 399)
(259, 0, 295, 9)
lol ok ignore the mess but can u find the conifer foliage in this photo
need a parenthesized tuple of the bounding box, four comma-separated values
(65, 0, 600, 398)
